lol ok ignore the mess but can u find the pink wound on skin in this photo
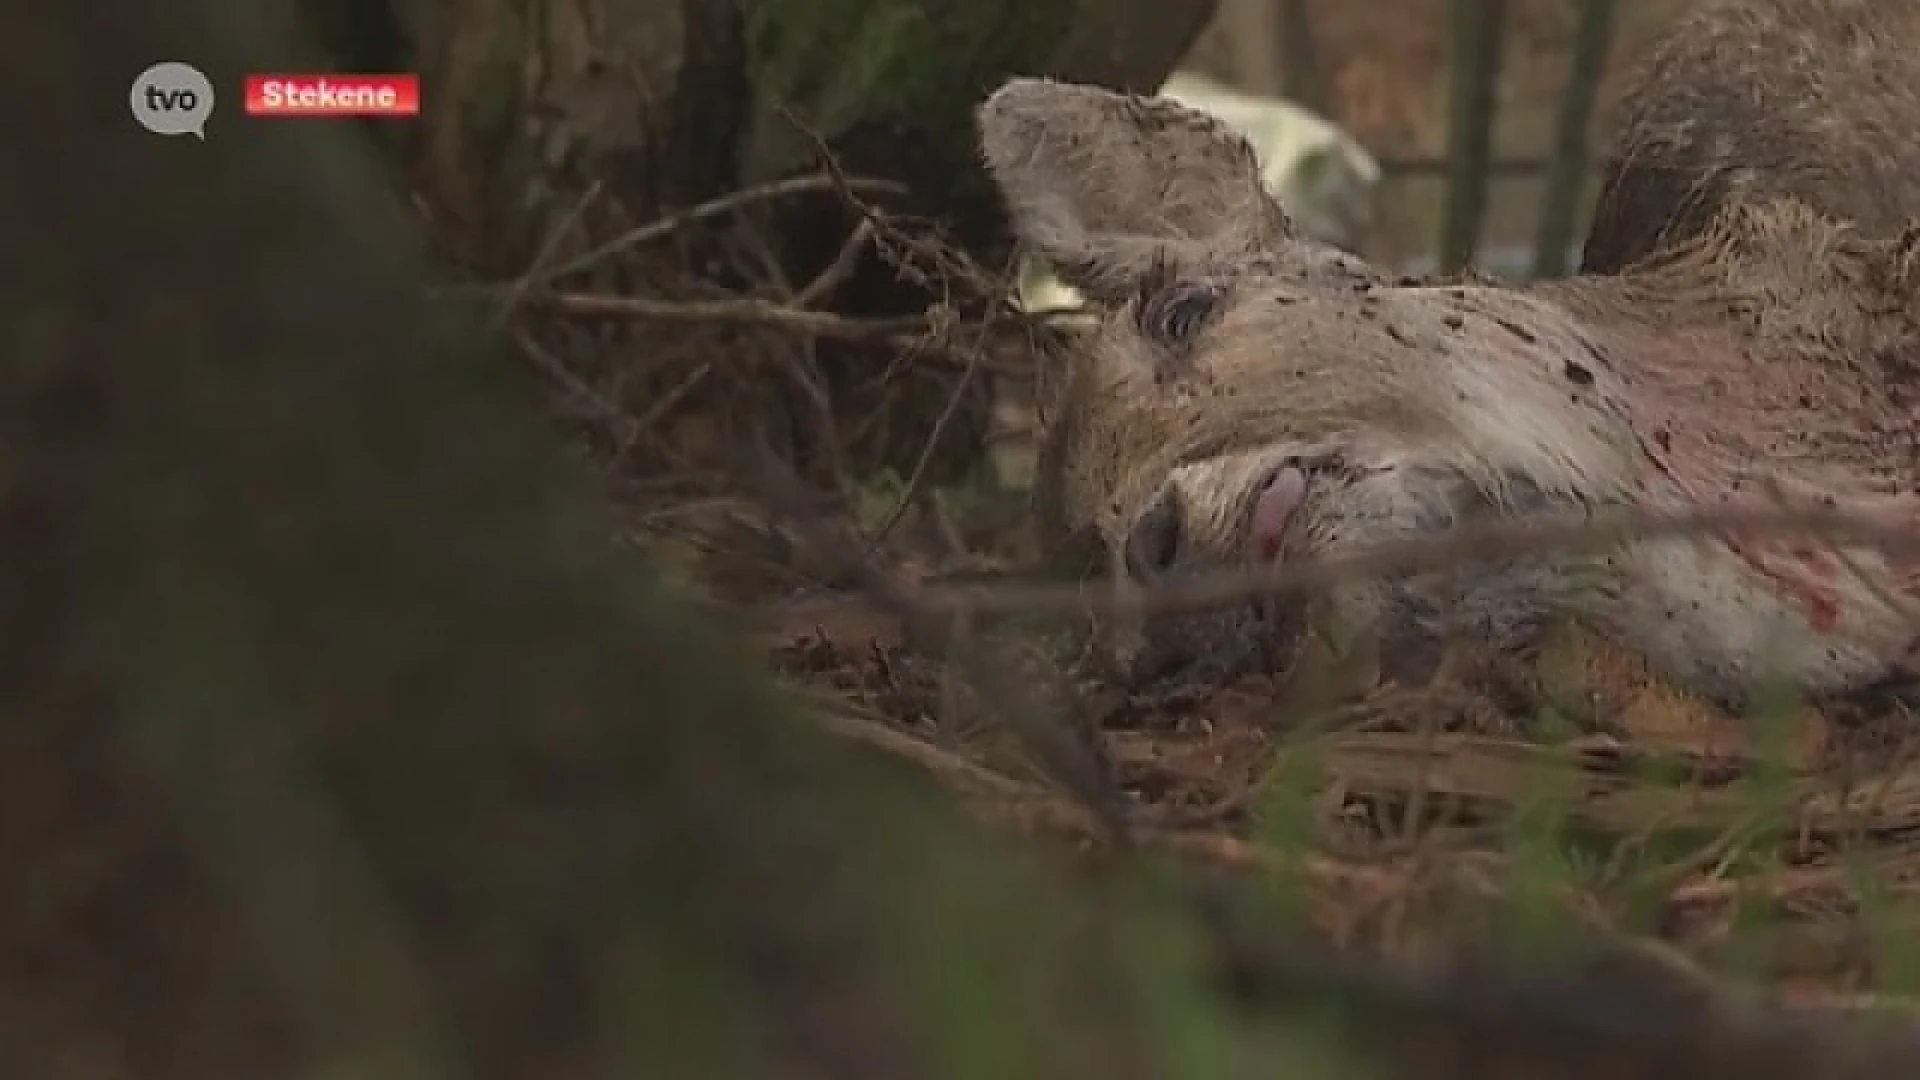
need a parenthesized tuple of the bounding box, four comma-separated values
(1725, 538, 1844, 634)
(1251, 466, 1309, 562)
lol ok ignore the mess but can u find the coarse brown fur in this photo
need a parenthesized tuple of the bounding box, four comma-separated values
(1584, 0, 1920, 273)
(978, 3, 1920, 708)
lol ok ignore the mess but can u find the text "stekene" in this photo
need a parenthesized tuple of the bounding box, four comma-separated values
(244, 75, 420, 118)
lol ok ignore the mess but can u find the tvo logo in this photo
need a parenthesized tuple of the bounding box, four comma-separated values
(131, 62, 215, 139)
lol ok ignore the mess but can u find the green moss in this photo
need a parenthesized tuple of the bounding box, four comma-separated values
(745, 0, 1073, 144)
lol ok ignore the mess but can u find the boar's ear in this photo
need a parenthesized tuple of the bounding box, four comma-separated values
(978, 77, 1295, 303)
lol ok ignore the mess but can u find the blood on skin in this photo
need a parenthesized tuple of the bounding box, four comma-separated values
(1724, 537, 1844, 633)
(1627, 391, 1856, 636)
(1786, 543, 1839, 579)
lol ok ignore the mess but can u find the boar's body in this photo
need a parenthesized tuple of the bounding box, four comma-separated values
(977, 4, 1920, 707)
(1584, 0, 1920, 273)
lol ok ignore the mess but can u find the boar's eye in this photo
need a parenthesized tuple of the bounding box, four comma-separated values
(1138, 281, 1223, 347)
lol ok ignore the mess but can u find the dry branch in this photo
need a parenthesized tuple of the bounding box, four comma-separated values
(767, 501, 1920, 623)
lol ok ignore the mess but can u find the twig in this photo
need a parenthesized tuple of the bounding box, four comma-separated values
(796, 694, 1047, 801)
(499, 180, 604, 320)
(631, 361, 712, 438)
(512, 328, 630, 433)
(870, 320, 979, 544)
(776, 104, 876, 218)
(504, 286, 1034, 375)
(775, 101, 1000, 299)
(777, 503, 1920, 624)
(534, 292, 931, 339)
(532, 172, 906, 285)
(795, 218, 877, 307)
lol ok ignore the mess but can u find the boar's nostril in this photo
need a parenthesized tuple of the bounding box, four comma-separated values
(1123, 496, 1182, 580)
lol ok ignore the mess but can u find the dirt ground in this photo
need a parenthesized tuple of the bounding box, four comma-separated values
(765, 570, 1920, 1013)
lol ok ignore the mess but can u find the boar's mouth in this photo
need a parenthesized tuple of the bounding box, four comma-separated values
(1124, 451, 1359, 692)
(1240, 452, 1343, 566)
(1227, 452, 1345, 666)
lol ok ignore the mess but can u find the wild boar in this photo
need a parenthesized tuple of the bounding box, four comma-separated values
(1584, 0, 1920, 273)
(977, 66, 1920, 707)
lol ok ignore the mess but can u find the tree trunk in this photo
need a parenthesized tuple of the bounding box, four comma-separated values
(1531, 0, 1615, 280)
(1212, 0, 1283, 97)
(365, 0, 739, 272)
(1437, 0, 1507, 275)
(1279, 0, 1331, 116)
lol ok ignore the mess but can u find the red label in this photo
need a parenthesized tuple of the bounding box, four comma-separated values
(244, 74, 419, 117)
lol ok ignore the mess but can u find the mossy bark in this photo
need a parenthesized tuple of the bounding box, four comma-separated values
(739, 0, 1070, 229)
(741, 0, 1216, 238)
